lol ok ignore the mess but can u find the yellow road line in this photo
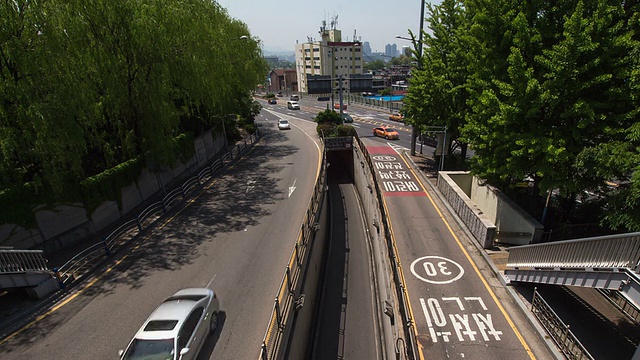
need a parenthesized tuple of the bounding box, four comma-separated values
(0, 146, 259, 346)
(381, 198, 426, 360)
(397, 153, 536, 360)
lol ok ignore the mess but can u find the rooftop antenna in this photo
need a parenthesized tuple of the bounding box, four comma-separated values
(331, 15, 338, 30)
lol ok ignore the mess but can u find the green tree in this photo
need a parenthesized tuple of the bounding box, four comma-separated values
(364, 59, 386, 71)
(463, 0, 639, 228)
(389, 54, 412, 66)
(0, 0, 267, 199)
(403, 0, 471, 162)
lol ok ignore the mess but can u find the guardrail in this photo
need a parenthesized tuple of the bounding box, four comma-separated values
(55, 130, 261, 288)
(506, 232, 640, 271)
(259, 151, 327, 360)
(531, 287, 594, 360)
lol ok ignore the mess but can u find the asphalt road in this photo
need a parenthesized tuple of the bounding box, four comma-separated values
(0, 109, 322, 359)
(360, 138, 555, 360)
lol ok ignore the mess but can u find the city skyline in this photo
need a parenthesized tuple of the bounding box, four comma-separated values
(215, 0, 441, 54)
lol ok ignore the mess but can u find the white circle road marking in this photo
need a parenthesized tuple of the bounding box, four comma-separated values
(410, 256, 465, 284)
(372, 155, 397, 161)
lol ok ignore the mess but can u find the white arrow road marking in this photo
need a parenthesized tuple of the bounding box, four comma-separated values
(288, 178, 297, 198)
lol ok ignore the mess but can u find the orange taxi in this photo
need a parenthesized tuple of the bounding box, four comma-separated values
(389, 112, 404, 122)
(334, 103, 347, 110)
(373, 126, 399, 140)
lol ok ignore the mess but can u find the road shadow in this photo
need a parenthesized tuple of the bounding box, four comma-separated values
(0, 127, 298, 349)
(310, 177, 349, 359)
(197, 311, 227, 360)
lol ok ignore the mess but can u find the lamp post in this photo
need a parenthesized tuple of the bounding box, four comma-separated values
(219, 35, 252, 157)
(396, 0, 425, 156)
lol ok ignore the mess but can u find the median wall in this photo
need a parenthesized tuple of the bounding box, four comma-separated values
(351, 139, 408, 360)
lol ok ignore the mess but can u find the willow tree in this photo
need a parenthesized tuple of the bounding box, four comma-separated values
(0, 0, 267, 197)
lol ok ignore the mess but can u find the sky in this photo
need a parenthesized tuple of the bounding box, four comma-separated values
(215, 0, 441, 54)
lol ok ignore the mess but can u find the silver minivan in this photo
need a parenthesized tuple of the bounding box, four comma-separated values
(287, 101, 300, 110)
(290, 95, 299, 101)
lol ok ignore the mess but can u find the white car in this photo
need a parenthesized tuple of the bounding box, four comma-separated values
(278, 119, 290, 130)
(119, 288, 220, 360)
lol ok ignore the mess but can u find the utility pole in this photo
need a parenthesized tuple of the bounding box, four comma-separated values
(410, 0, 426, 156)
(339, 75, 344, 117)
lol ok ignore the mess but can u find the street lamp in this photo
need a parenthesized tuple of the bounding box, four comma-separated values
(219, 34, 252, 157)
(397, 1, 426, 156)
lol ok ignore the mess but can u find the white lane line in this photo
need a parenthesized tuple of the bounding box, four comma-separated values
(206, 274, 216, 288)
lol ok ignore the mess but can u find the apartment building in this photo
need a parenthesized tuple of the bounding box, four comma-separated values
(295, 27, 368, 95)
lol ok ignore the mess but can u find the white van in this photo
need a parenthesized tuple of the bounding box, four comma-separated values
(290, 95, 299, 101)
(287, 101, 300, 110)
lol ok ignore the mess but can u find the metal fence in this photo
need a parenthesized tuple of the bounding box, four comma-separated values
(259, 151, 327, 360)
(531, 287, 594, 360)
(347, 94, 404, 112)
(299, 93, 404, 113)
(506, 232, 640, 271)
(598, 289, 640, 324)
(0, 249, 49, 274)
(55, 130, 261, 287)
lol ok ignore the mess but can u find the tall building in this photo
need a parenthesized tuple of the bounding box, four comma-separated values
(295, 26, 365, 95)
(385, 43, 398, 58)
(363, 41, 371, 55)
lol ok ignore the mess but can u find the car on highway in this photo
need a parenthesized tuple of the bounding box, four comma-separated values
(119, 288, 220, 360)
(287, 101, 300, 110)
(341, 113, 353, 123)
(373, 126, 399, 140)
(268, 98, 277, 104)
(334, 103, 347, 110)
(278, 119, 290, 130)
(389, 111, 404, 122)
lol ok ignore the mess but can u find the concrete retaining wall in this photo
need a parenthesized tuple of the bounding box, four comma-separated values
(470, 177, 544, 245)
(0, 131, 225, 253)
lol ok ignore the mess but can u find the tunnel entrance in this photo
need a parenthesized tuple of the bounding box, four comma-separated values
(326, 149, 354, 184)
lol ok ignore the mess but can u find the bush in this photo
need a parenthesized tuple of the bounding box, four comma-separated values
(243, 123, 258, 134)
(334, 125, 357, 137)
(80, 157, 143, 213)
(316, 121, 336, 138)
(314, 109, 342, 125)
